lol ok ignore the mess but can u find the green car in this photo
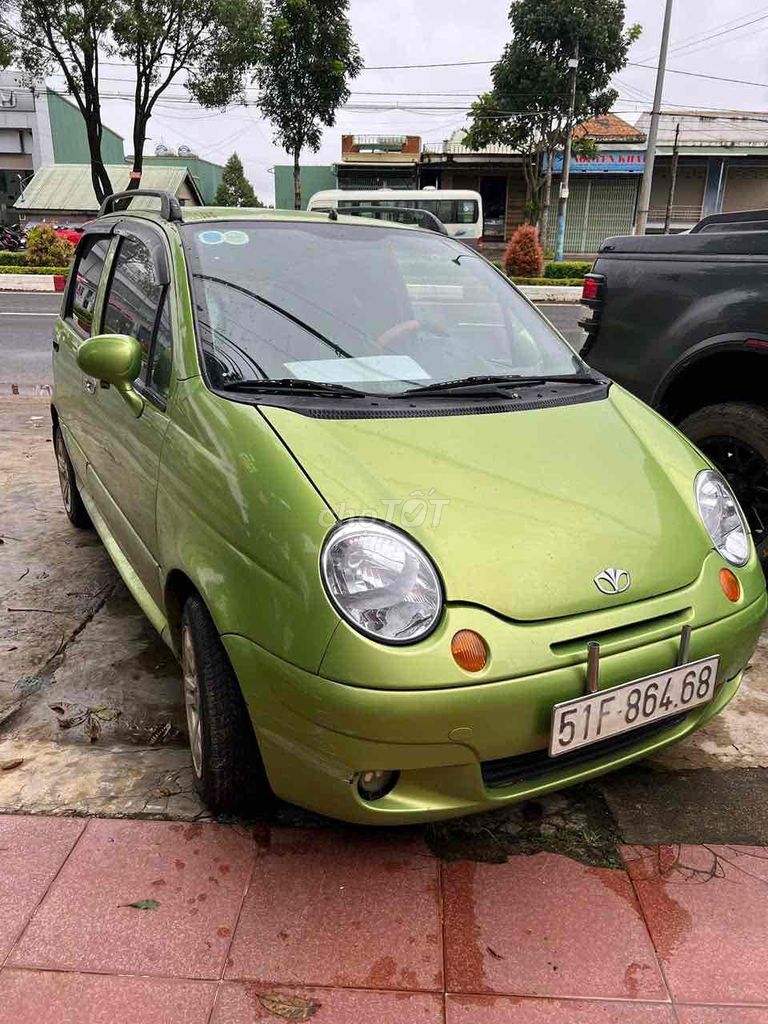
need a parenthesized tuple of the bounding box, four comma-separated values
(51, 190, 766, 824)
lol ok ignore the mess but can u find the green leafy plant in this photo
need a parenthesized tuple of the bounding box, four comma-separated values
(214, 153, 264, 207)
(25, 226, 74, 268)
(544, 261, 590, 279)
(0, 265, 69, 274)
(255, 0, 363, 209)
(0, 250, 27, 266)
(504, 224, 545, 278)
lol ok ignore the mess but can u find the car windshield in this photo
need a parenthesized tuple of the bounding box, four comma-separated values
(184, 220, 586, 396)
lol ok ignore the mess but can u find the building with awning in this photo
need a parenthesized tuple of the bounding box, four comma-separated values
(14, 164, 204, 227)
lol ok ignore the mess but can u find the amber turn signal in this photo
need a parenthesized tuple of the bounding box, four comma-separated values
(720, 568, 741, 603)
(451, 630, 488, 672)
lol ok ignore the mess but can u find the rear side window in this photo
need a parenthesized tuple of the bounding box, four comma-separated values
(102, 234, 169, 390)
(68, 236, 110, 335)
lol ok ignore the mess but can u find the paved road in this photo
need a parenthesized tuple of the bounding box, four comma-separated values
(0, 292, 586, 386)
(0, 292, 59, 386)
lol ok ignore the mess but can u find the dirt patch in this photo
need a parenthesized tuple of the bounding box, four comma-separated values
(425, 786, 623, 868)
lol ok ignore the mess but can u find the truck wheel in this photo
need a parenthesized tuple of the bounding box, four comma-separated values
(180, 594, 272, 816)
(54, 425, 91, 529)
(679, 402, 768, 562)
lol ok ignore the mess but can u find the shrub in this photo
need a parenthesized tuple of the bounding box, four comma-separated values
(543, 261, 591, 280)
(0, 265, 69, 275)
(25, 225, 75, 268)
(0, 250, 27, 266)
(510, 276, 585, 287)
(503, 224, 544, 278)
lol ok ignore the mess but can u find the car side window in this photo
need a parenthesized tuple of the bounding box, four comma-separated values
(67, 236, 111, 336)
(102, 233, 172, 399)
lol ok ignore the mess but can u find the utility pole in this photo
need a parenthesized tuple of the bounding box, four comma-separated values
(554, 42, 579, 262)
(663, 122, 681, 233)
(635, 0, 674, 235)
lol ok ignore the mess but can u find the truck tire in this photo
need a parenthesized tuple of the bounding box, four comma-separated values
(679, 402, 768, 563)
(181, 594, 272, 816)
(54, 424, 91, 529)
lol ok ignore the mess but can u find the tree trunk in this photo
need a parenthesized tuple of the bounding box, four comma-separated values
(539, 149, 554, 248)
(293, 149, 301, 210)
(126, 102, 149, 192)
(84, 116, 112, 204)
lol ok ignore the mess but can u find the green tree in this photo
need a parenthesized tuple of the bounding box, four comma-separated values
(255, 0, 362, 209)
(214, 152, 264, 207)
(0, 0, 263, 203)
(465, 0, 640, 233)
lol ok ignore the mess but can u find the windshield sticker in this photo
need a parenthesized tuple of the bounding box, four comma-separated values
(284, 355, 431, 384)
(199, 230, 225, 245)
(223, 230, 250, 245)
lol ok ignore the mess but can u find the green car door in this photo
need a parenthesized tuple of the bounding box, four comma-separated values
(76, 224, 175, 611)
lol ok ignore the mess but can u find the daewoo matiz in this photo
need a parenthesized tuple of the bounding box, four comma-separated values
(51, 190, 766, 823)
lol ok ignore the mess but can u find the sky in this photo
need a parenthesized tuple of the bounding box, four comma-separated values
(46, 0, 768, 204)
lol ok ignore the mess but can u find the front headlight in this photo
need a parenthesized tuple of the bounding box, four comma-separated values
(695, 469, 750, 566)
(320, 520, 443, 644)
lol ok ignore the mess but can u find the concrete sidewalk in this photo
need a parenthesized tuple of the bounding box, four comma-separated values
(0, 814, 766, 1022)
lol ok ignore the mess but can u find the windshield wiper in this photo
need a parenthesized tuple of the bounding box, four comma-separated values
(217, 377, 364, 397)
(403, 373, 605, 396)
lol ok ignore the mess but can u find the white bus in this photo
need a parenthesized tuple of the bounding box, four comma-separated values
(306, 188, 483, 244)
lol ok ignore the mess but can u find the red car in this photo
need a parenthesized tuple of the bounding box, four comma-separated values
(54, 226, 85, 246)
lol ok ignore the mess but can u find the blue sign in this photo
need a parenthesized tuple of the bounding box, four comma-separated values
(550, 150, 646, 174)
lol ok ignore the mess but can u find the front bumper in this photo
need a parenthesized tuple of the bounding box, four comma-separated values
(223, 584, 766, 825)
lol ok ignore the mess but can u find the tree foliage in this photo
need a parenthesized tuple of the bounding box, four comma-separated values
(0, 0, 263, 202)
(465, 0, 640, 225)
(26, 224, 75, 266)
(215, 152, 263, 207)
(255, 0, 362, 209)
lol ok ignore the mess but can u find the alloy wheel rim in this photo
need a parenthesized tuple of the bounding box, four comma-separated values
(181, 625, 203, 777)
(55, 434, 72, 514)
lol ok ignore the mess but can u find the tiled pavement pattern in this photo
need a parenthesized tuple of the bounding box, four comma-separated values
(0, 816, 767, 1023)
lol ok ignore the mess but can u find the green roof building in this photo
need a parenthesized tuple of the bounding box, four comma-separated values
(132, 151, 225, 205)
(274, 165, 337, 209)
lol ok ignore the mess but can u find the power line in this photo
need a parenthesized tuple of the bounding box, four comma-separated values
(628, 62, 768, 89)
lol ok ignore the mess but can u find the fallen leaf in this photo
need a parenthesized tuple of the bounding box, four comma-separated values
(257, 993, 321, 1020)
(0, 758, 23, 771)
(121, 899, 159, 910)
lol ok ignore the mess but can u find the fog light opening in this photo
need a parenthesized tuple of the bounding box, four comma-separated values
(357, 769, 399, 801)
(451, 630, 488, 672)
(720, 567, 742, 603)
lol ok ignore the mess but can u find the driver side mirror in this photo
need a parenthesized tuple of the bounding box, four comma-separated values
(76, 333, 144, 417)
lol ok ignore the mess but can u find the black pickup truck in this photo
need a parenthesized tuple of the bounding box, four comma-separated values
(580, 208, 768, 560)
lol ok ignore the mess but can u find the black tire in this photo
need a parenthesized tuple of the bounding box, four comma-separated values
(679, 402, 768, 563)
(53, 424, 91, 529)
(180, 594, 272, 816)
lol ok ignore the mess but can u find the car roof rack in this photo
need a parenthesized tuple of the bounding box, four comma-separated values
(337, 205, 449, 235)
(691, 208, 768, 234)
(98, 190, 183, 222)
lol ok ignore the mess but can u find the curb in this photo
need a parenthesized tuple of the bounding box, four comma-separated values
(0, 274, 66, 292)
(519, 285, 583, 302)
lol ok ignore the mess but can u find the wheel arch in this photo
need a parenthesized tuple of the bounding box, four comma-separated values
(655, 336, 768, 423)
(163, 568, 204, 658)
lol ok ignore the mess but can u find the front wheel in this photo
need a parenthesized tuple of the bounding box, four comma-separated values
(54, 424, 91, 529)
(680, 402, 768, 564)
(181, 594, 272, 816)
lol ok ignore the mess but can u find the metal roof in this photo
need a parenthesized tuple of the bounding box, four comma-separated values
(15, 164, 202, 212)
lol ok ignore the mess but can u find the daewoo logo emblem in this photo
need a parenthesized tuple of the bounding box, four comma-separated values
(593, 568, 631, 595)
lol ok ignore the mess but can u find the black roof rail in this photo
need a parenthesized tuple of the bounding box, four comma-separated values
(691, 208, 768, 234)
(337, 205, 449, 235)
(98, 190, 183, 222)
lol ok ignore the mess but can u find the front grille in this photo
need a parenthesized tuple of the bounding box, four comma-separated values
(480, 712, 687, 790)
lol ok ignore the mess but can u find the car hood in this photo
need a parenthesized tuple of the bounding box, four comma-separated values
(261, 387, 711, 621)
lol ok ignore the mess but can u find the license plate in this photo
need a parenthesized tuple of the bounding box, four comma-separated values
(549, 655, 720, 757)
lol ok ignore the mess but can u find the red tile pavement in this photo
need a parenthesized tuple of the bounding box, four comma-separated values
(0, 816, 84, 961)
(1, 815, 767, 1023)
(446, 994, 676, 1022)
(9, 819, 255, 978)
(225, 828, 443, 990)
(624, 845, 768, 1005)
(0, 969, 216, 1024)
(443, 853, 668, 1000)
(211, 983, 443, 1022)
